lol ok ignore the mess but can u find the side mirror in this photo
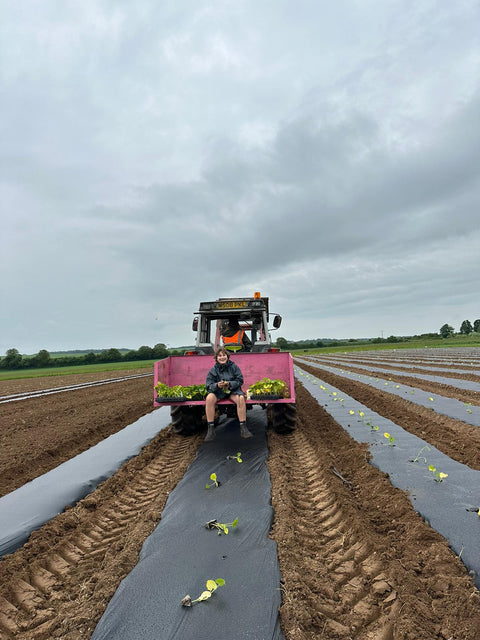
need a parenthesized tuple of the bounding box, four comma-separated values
(273, 315, 282, 329)
(192, 317, 198, 331)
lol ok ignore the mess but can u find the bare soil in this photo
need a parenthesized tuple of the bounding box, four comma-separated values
(0, 369, 479, 639)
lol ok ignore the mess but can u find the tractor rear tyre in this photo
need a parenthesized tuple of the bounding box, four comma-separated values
(170, 406, 204, 436)
(269, 403, 297, 434)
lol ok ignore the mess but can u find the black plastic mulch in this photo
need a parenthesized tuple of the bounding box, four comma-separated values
(91, 408, 284, 640)
(295, 365, 480, 589)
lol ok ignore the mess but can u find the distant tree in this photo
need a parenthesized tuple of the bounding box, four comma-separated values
(137, 345, 154, 360)
(386, 335, 399, 343)
(152, 343, 168, 359)
(460, 320, 473, 335)
(439, 324, 454, 339)
(83, 351, 97, 364)
(316, 340, 324, 348)
(3, 348, 23, 369)
(276, 337, 289, 350)
(473, 319, 480, 333)
(99, 348, 122, 362)
(123, 350, 138, 362)
(34, 349, 51, 367)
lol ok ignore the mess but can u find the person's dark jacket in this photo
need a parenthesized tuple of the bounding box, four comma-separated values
(206, 359, 245, 399)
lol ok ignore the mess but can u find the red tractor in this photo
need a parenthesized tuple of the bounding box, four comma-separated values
(153, 293, 297, 435)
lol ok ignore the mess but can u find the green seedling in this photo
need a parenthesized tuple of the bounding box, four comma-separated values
(206, 472, 221, 489)
(226, 452, 242, 463)
(205, 518, 239, 535)
(383, 432, 395, 446)
(428, 465, 448, 482)
(181, 578, 226, 607)
(410, 445, 431, 464)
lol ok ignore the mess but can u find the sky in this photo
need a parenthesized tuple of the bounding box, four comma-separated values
(1, 0, 479, 354)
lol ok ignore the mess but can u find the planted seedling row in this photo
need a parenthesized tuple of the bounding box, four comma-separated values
(295, 357, 479, 425)
(295, 365, 480, 588)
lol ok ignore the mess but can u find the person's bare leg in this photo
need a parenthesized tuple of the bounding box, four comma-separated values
(205, 393, 217, 441)
(232, 395, 252, 438)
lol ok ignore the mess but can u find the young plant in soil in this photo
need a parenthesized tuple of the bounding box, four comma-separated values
(206, 472, 221, 489)
(226, 452, 242, 463)
(205, 518, 239, 535)
(383, 432, 395, 446)
(428, 465, 448, 482)
(181, 579, 226, 607)
(410, 445, 431, 464)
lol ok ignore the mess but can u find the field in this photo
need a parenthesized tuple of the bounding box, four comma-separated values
(0, 359, 158, 381)
(0, 349, 479, 639)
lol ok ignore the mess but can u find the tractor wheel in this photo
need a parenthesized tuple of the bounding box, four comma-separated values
(269, 403, 297, 434)
(170, 406, 204, 436)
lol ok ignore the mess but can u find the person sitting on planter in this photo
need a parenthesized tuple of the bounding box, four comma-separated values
(220, 318, 252, 352)
(204, 347, 253, 441)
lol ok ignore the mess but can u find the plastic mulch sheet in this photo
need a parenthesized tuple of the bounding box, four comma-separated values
(295, 366, 480, 589)
(295, 357, 480, 425)
(0, 408, 171, 558)
(91, 407, 284, 640)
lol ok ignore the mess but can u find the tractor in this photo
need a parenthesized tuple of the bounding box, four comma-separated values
(153, 292, 297, 435)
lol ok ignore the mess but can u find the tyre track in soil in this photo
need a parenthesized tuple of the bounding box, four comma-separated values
(0, 376, 479, 639)
(297, 360, 480, 471)
(0, 428, 202, 640)
(267, 384, 480, 640)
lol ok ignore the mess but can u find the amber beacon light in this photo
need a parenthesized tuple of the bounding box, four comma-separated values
(254, 291, 261, 299)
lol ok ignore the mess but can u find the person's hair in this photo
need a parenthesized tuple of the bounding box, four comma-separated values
(215, 346, 229, 361)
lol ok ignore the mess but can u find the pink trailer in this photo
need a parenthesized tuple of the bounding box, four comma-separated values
(153, 292, 297, 435)
(153, 352, 296, 436)
(154, 351, 296, 406)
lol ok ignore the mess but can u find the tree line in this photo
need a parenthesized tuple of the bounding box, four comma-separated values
(0, 344, 170, 371)
(2, 318, 479, 369)
(276, 318, 480, 350)
(439, 319, 480, 338)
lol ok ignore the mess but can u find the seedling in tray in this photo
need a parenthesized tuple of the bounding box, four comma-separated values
(205, 518, 239, 535)
(181, 578, 226, 607)
(206, 472, 221, 489)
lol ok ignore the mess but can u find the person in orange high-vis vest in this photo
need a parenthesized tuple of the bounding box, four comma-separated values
(221, 319, 252, 352)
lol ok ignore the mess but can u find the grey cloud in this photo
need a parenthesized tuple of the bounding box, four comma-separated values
(2, 1, 480, 352)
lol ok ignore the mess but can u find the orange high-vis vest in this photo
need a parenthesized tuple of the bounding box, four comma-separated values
(222, 330, 245, 351)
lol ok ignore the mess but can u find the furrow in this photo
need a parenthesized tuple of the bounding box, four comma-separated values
(0, 429, 201, 638)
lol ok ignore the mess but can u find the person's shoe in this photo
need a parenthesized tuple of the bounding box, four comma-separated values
(204, 424, 216, 442)
(239, 422, 253, 439)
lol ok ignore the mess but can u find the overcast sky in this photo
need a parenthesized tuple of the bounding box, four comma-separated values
(2, 0, 479, 354)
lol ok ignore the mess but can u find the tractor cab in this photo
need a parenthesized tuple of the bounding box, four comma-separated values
(191, 292, 282, 354)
